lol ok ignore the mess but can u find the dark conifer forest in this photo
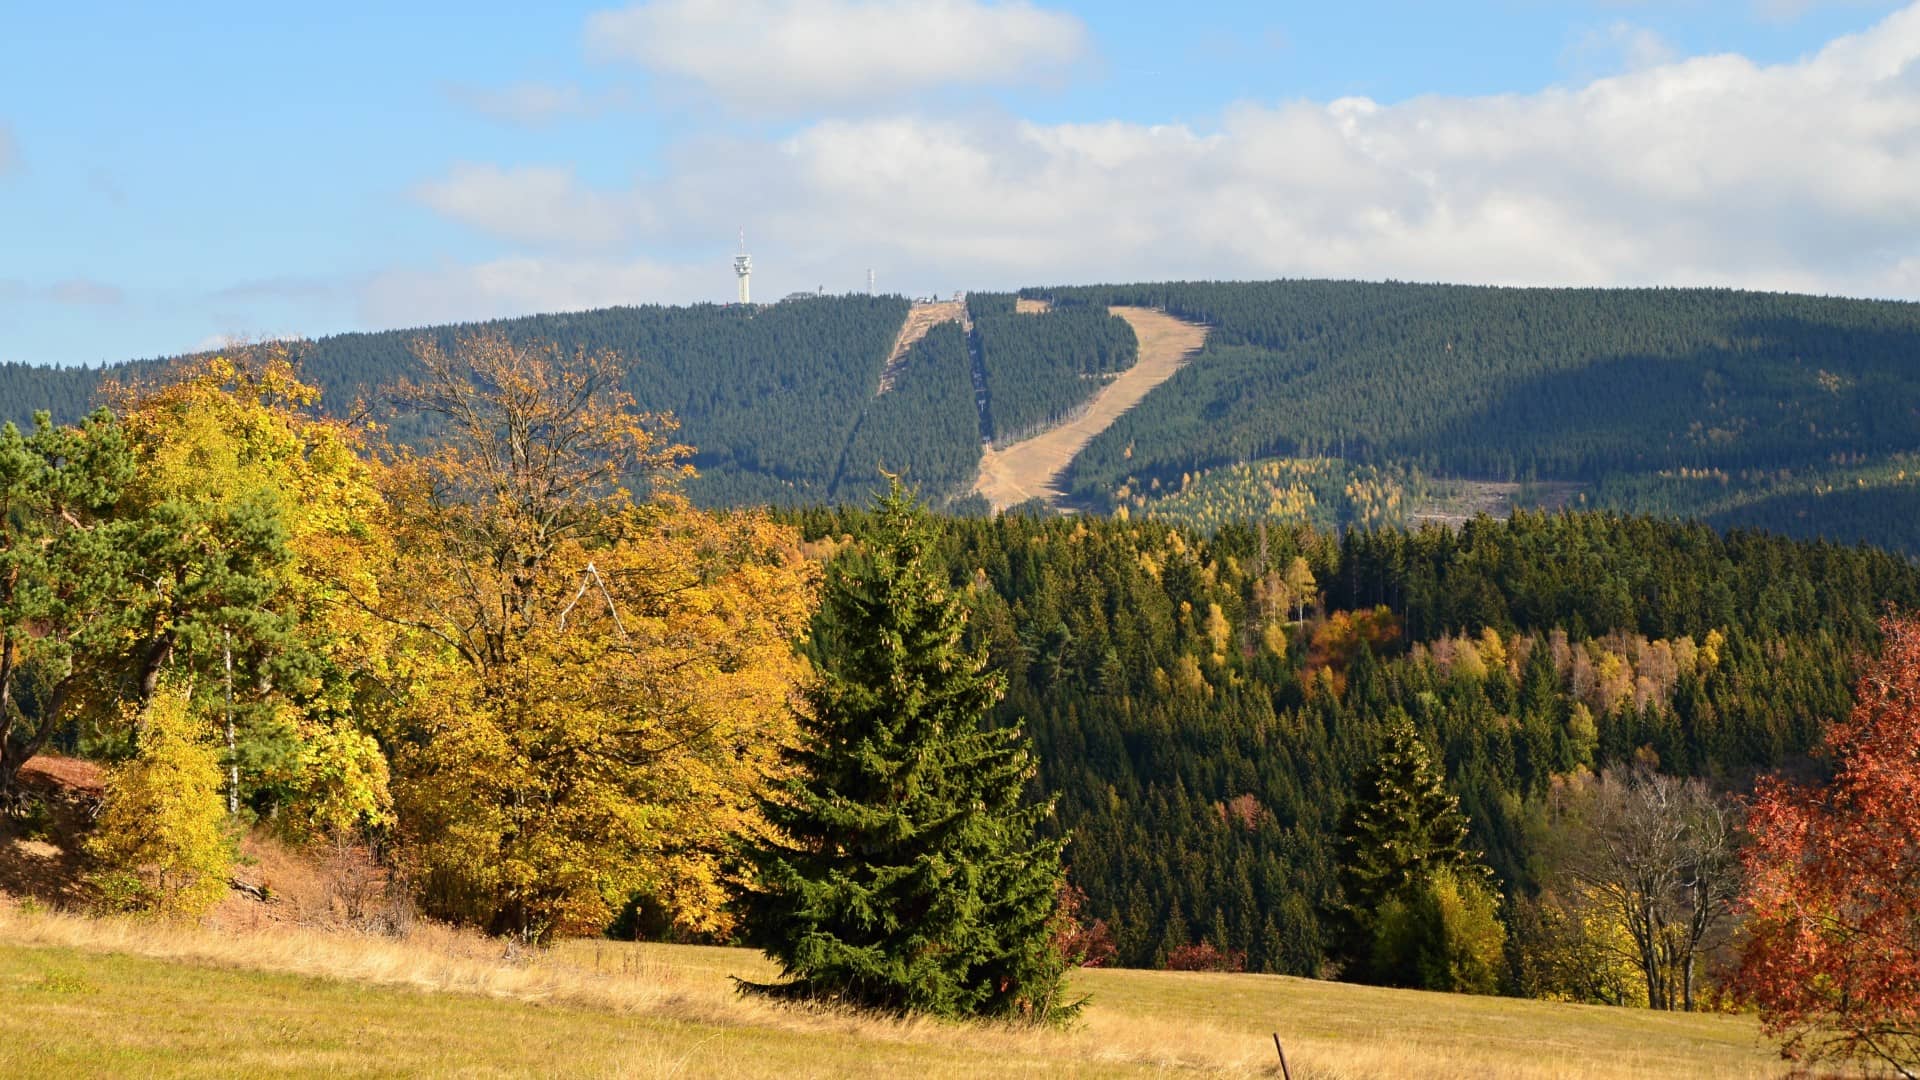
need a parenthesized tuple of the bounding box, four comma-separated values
(783, 505, 1920, 978)
(969, 292, 1138, 441)
(6, 280, 1919, 546)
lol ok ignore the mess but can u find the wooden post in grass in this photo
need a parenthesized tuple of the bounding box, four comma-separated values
(1272, 1032, 1293, 1079)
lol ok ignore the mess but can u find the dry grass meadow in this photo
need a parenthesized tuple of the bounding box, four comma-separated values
(0, 900, 1794, 1079)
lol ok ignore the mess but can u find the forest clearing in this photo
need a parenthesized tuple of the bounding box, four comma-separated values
(973, 306, 1207, 510)
(875, 299, 966, 396)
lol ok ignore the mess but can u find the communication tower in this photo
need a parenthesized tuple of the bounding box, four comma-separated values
(867, 268, 876, 296)
(732, 229, 752, 304)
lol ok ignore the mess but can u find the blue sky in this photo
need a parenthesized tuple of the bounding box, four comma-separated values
(2, 1, 1916, 366)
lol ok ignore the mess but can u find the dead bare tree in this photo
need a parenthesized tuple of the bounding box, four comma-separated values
(1548, 765, 1740, 1010)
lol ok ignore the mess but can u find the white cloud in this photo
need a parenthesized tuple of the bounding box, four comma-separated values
(1565, 21, 1677, 78)
(407, 3, 1920, 314)
(444, 81, 625, 126)
(585, 0, 1088, 112)
(1752, 0, 1893, 23)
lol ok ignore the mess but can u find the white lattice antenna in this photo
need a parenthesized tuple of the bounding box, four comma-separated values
(732, 229, 752, 304)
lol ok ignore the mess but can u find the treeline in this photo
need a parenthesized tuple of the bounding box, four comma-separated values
(970, 293, 1137, 442)
(784, 505, 1920, 983)
(1029, 281, 1920, 548)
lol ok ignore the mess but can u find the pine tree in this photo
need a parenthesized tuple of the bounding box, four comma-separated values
(740, 478, 1074, 1022)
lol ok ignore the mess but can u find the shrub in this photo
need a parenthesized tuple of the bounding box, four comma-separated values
(1371, 869, 1507, 995)
(1165, 941, 1247, 973)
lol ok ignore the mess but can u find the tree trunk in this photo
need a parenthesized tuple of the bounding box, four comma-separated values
(224, 628, 237, 815)
(0, 682, 70, 811)
(138, 632, 174, 703)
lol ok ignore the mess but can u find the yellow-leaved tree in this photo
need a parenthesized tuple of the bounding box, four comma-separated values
(87, 683, 233, 916)
(369, 333, 817, 943)
(106, 351, 394, 836)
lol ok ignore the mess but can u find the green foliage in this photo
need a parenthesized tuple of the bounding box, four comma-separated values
(835, 322, 980, 502)
(777, 504, 1920, 986)
(86, 686, 234, 916)
(0, 297, 917, 506)
(743, 480, 1073, 1021)
(1340, 713, 1489, 920)
(1591, 456, 1920, 554)
(1371, 869, 1507, 994)
(0, 408, 140, 805)
(1340, 713, 1504, 991)
(14, 281, 1920, 547)
(1028, 280, 1920, 549)
(108, 354, 398, 833)
(1129, 457, 1426, 540)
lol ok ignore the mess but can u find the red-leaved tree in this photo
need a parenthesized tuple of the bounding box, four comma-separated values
(1738, 615, 1920, 1077)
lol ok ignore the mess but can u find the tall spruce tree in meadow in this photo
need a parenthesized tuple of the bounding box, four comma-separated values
(740, 477, 1075, 1022)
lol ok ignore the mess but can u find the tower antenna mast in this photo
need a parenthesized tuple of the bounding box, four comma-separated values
(732, 229, 753, 305)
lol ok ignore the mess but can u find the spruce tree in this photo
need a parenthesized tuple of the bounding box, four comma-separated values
(1339, 710, 1483, 913)
(739, 478, 1074, 1021)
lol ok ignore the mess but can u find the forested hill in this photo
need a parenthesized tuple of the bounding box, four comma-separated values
(1027, 281, 1920, 552)
(1, 294, 1153, 510)
(7, 280, 1920, 547)
(0, 298, 982, 508)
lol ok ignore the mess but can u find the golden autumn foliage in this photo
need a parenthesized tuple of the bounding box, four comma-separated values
(106, 350, 395, 836)
(1305, 605, 1401, 693)
(369, 333, 817, 943)
(86, 685, 234, 916)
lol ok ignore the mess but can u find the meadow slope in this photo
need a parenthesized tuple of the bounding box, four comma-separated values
(0, 905, 1792, 1079)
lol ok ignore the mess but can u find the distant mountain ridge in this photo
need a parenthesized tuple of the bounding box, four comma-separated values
(8, 280, 1920, 550)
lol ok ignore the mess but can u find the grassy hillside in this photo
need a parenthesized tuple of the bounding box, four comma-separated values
(0, 906, 1790, 1078)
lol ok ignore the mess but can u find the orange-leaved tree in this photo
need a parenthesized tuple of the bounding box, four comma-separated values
(370, 333, 816, 943)
(1738, 614, 1920, 1076)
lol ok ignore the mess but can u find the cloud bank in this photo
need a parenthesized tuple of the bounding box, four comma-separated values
(384, 3, 1920, 324)
(585, 0, 1089, 112)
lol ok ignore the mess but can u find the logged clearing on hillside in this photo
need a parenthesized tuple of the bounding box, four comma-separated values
(0, 905, 1793, 1078)
(974, 306, 1207, 511)
(1408, 479, 1587, 528)
(876, 300, 965, 395)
